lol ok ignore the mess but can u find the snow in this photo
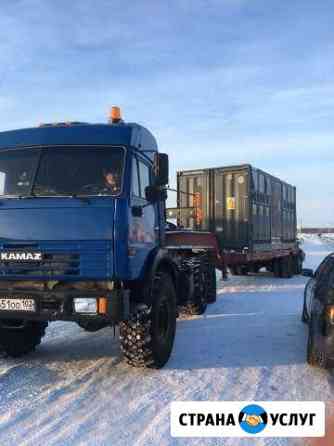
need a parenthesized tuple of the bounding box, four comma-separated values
(0, 236, 333, 446)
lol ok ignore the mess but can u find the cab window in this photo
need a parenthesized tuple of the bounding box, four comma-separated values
(131, 157, 140, 197)
(138, 160, 151, 199)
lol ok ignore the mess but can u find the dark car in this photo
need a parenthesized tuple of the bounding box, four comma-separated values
(302, 254, 334, 369)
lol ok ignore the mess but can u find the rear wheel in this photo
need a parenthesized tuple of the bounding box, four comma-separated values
(252, 265, 260, 274)
(293, 255, 303, 275)
(206, 263, 217, 304)
(229, 266, 240, 276)
(280, 257, 293, 278)
(273, 259, 281, 278)
(181, 257, 208, 315)
(240, 266, 249, 276)
(0, 320, 48, 357)
(119, 271, 177, 368)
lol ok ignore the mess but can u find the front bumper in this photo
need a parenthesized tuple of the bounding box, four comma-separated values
(0, 288, 130, 323)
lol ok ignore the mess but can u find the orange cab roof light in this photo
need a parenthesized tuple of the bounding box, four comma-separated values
(109, 106, 122, 124)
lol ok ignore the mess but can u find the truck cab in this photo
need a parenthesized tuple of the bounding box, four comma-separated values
(0, 108, 179, 368)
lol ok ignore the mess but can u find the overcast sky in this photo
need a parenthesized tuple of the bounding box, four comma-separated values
(0, 0, 333, 225)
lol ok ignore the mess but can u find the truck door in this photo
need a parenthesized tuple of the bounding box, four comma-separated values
(129, 156, 157, 279)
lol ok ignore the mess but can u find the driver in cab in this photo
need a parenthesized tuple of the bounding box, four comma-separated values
(103, 168, 120, 195)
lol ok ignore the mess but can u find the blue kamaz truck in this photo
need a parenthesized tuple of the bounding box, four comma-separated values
(0, 107, 218, 368)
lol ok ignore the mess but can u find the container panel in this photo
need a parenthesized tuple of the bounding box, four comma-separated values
(177, 170, 210, 231)
(250, 168, 272, 243)
(271, 179, 282, 241)
(214, 168, 249, 249)
(176, 164, 297, 253)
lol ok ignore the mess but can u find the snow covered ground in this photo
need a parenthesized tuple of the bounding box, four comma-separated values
(0, 236, 333, 446)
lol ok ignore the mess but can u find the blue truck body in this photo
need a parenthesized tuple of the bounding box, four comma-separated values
(0, 123, 161, 282)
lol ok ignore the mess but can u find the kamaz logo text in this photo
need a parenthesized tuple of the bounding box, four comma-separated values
(0, 252, 42, 262)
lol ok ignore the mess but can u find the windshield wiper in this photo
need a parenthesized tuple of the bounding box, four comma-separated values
(0, 193, 90, 203)
(65, 194, 90, 203)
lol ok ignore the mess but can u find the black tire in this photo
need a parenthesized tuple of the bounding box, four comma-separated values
(119, 271, 177, 368)
(181, 258, 208, 315)
(206, 264, 217, 304)
(317, 348, 332, 370)
(229, 266, 240, 276)
(293, 255, 303, 275)
(288, 256, 294, 277)
(240, 266, 249, 276)
(230, 265, 248, 276)
(0, 320, 48, 357)
(301, 300, 309, 324)
(280, 257, 293, 278)
(273, 259, 281, 278)
(306, 315, 331, 369)
(306, 317, 319, 366)
(301, 279, 313, 324)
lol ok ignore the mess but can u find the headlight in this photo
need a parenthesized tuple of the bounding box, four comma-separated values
(74, 298, 97, 314)
(325, 305, 334, 325)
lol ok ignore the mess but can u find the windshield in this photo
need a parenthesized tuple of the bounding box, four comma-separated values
(0, 146, 125, 198)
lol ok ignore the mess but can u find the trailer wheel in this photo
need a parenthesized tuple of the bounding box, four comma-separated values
(230, 265, 248, 276)
(293, 255, 303, 275)
(229, 266, 240, 276)
(240, 266, 249, 276)
(273, 259, 281, 278)
(0, 320, 48, 357)
(206, 264, 217, 304)
(274, 257, 293, 279)
(284, 256, 294, 278)
(119, 271, 177, 368)
(180, 257, 208, 315)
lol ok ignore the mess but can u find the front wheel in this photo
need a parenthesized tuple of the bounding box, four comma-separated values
(307, 315, 331, 369)
(306, 317, 318, 366)
(302, 279, 314, 324)
(0, 320, 48, 357)
(119, 272, 177, 368)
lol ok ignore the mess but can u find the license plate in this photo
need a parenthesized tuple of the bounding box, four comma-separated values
(0, 298, 35, 312)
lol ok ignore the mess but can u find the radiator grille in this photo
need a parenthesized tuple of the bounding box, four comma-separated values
(0, 241, 111, 279)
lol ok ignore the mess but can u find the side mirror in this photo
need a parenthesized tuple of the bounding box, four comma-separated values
(145, 185, 167, 203)
(302, 268, 314, 278)
(154, 153, 169, 186)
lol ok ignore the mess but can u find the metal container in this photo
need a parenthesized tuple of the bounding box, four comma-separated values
(176, 165, 297, 252)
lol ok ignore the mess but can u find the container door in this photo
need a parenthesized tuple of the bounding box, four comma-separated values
(214, 169, 249, 250)
(271, 180, 282, 242)
(177, 171, 210, 231)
